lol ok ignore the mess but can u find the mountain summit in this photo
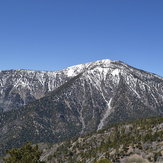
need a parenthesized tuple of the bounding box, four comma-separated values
(0, 59, 163, 155)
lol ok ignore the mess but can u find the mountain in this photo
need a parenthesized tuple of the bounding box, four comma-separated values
(0, 59, 163, 156)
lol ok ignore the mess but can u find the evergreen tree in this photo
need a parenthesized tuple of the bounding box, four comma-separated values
(3, 142, 45, 163)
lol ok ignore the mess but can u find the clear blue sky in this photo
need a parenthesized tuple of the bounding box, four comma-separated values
(0, 0, 163, 76)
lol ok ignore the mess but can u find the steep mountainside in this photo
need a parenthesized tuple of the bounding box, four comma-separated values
(0, 59, 163, 156)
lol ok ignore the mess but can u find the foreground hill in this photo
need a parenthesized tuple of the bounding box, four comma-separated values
(0, 59, 163, 156)
(40, 116, 163, 163)
(1, 116, 162, 163)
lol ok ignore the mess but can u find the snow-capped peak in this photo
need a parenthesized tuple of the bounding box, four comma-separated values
(63, 59, 113, 77)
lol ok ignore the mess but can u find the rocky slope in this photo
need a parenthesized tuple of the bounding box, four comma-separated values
(0, 59, 163, 156)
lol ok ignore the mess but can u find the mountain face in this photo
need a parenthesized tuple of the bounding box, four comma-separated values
(0, 59, 163, 155)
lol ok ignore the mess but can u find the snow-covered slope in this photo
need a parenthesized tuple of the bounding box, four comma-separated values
(0, 59, 163, 115)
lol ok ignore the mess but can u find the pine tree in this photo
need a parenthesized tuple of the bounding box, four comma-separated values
(3, 142, 45, 163)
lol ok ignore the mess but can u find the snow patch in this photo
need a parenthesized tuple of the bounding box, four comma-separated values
(78, 103, 86, 134)
(63, 59, 112, 77)
(97, 98, 113, 131)
(67, 68, 76, 77)
(111, 69, 120, 76)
